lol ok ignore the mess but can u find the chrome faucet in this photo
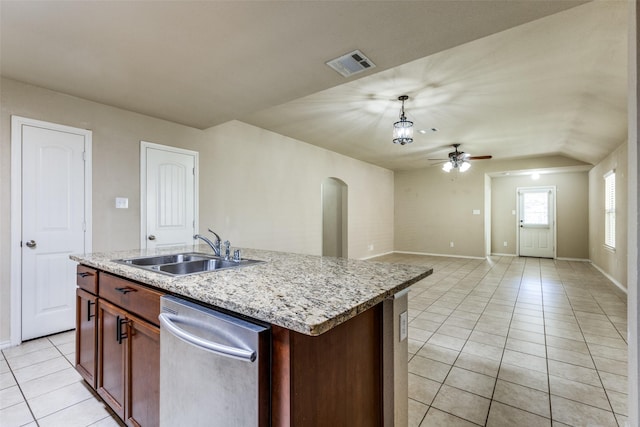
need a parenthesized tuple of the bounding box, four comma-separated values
(194, 228, 221, 256)
(223, 240, 231, 261)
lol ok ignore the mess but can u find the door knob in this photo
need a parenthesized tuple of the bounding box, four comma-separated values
(148, 235, 156, 241)
(25, 240, 37, 248)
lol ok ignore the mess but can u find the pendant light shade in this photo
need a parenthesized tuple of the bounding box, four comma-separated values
(393, 95, 413, 145)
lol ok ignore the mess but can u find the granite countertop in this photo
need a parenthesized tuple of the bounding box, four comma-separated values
(70, 245, 432, 336)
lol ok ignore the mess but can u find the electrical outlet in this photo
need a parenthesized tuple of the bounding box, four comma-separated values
(368, 244, 374, 251)
(115, 197, 128, 209)
(399, 311, 408, 341)
(504, 241, 508, 247)
(450, 241, 454, 248)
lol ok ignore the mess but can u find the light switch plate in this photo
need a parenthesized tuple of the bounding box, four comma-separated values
(472, 209, 481, 215)
(399, 311, 408, 341)
(115, 197, 128, 209)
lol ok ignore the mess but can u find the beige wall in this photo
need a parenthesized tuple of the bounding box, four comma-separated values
(0, 78, 208, 343)
(395, 164, 487, 257)
(394, 156, 590, 258)
(589, 141, 628, 288)
(198, 121, 394, 259)
(491, 171, 589, 259)
(0, 78, 395, 344)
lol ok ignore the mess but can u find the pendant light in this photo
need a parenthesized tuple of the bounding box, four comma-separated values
(393, 95, 413, 145)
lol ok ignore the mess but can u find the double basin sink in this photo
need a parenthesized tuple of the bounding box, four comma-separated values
(114, 252, 263, 276)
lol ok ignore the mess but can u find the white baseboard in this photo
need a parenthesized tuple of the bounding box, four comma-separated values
(490, 252, 517, 257)
(360, 251, 394, 260)
(394, 251, 485, 260)
(556, 257, 590, 262)
(0, 340, 14, 350)
(590, 262, 627, 294)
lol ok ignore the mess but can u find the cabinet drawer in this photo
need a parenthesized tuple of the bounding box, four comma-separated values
(99, 273, 163, 326)
(77, 265, 98, 294)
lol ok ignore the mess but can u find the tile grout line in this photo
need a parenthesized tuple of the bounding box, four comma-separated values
(1, 348, 41, 427)
(555, 266, 625, 426)
(417, 256, 528, 425)
(409, 256, 496, 425)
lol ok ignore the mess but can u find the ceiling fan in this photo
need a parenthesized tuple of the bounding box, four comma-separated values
(429, 144, 492, 172)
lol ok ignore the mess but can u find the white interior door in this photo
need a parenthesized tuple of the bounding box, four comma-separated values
(518, 187, 556, 258)
(142, 142, 198, 249)
(20, 121, 91, 340)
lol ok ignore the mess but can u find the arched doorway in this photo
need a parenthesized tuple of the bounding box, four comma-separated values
(322, 178, 348, 257)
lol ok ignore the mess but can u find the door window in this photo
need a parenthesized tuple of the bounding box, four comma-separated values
(522, 191, 549, 226)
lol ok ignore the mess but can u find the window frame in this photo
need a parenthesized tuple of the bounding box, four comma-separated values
(604, 170, 616, 250)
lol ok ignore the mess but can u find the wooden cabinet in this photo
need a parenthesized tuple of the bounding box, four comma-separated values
(76, 268, 162, 427)
(97, 299, 127, 419)
(127, 314, 160, 427)
(272, 304, 383, 427)
(75, 288, 97, 388)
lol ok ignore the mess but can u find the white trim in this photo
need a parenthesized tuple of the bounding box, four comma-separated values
(590, 261, 627, 294)
(140, 141, 199, 249)
(0, 340, 13, 350)
(516, 185, 557, 259)
(490, 252, 517, 257)
(10, 116, 92, 346)
(359, 251, 394, 260)
(394, 250, 485, 260)
(556, 257, 590, 262)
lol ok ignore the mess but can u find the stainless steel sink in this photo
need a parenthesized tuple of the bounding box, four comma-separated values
(119, 253, 210, 266)
(113, 252, 263, 276)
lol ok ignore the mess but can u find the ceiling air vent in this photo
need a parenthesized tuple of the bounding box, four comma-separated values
(326, 50, 376, 77)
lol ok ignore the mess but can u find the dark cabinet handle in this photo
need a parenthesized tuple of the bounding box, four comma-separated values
(87, 300, 95, 322)
(115, 287, 136, 294)
(77, 272, 94, 278)
(116, 315, 130, 344)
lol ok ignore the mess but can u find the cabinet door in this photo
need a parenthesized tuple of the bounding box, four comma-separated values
(97, 299, 128, 420)
(75, 288, 97, 388)
(127, 315, 160, 427)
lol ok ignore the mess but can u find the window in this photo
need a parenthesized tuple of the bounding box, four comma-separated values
(522, 191, 549, 225)
(604, 171, 615, 249)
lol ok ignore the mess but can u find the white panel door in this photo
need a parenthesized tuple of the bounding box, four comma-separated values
(144, 144, 197, 249)
(518, 187, 555, 258)
(21, 125, 88, 340)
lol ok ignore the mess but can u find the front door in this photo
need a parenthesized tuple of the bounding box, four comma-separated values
(141, 142, 198, 249)
(518, 186, 555, 258)
(17, 117, 91, 340)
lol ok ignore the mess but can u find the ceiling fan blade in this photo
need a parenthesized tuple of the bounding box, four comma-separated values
(468, 155, 492, 160)
(427, 158, 447, 161)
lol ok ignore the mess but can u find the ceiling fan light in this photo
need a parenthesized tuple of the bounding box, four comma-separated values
(442, 162, 453, 172)
(460, 161, 471, 172)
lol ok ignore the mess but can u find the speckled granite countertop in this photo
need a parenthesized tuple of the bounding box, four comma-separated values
(70, 245, 432, 336)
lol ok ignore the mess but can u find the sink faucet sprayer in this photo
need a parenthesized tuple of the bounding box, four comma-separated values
(194, 228, 222, 256)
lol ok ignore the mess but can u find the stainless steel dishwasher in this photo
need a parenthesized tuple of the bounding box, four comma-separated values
(158, 295, 270, 426)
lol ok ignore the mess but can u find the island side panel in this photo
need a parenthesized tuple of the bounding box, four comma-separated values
(271, 303, 383, 427)
(382, 292, 409, 427)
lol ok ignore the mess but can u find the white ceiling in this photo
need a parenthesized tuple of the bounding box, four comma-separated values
(1, 1, 628, 170)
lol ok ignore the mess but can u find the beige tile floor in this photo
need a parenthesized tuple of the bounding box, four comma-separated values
(0, 255, 629, 426)
(375, 254, 629, 427)
(0, 330, 123, 427)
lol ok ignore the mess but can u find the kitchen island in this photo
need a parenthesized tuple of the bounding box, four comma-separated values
(71, 245, 432, 426)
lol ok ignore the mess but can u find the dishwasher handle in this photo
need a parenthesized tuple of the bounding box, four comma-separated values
(159, 313, 257, 362)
